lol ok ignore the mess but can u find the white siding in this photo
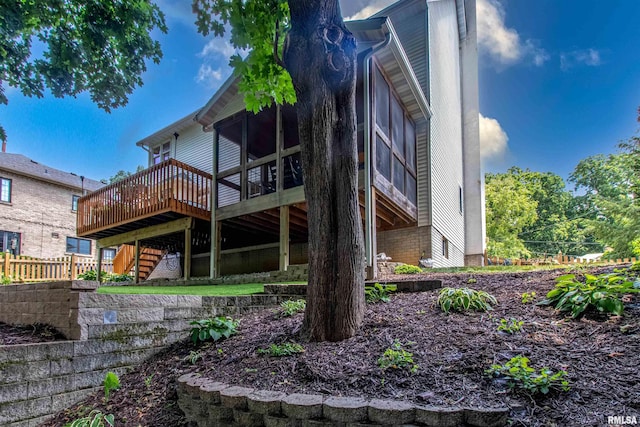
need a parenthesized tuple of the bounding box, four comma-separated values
(428, 0, 465, 267)
(175, 123, 214, 174)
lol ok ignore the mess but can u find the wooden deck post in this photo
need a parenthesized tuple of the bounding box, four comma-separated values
(184, 227, 192, 280)
(134, 240, 140, 284)
(96, 245, 103, 283)
(280, 205, 290, 271)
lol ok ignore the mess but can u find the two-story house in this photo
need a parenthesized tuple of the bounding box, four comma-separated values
(0, 144, 105, 259)
(77, 0, 485, 281)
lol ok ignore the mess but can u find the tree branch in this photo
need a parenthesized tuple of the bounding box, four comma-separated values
(273, 19, 286, 69)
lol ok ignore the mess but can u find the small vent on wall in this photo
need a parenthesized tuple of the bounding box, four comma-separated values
(51, 232, 59, 239)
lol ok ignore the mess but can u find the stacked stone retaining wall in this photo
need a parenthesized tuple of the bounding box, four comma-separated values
(177, 373, 509, 427)
(0, 281, 292, 426)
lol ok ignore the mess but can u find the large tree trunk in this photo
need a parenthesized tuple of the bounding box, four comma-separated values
(284, 0, 365, 341)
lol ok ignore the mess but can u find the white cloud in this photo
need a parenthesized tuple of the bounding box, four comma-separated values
(196, 64, 224, 87)
(199, 39, 237, 59)
(477, 0, 548, 68)
(560, 48, 602, 71)
(342, 0, 395, 20)
(479, 113, 509, 161)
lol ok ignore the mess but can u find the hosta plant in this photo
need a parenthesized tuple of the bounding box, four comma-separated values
(190, 316, 239, 345)
(486, 355, 570, 395)
(64, 410, 114, 427)
(537, 273, 640, 318)
(377, 340, 418, 373)
(365, 283, 393, 303)
(437, 287, 497, 313)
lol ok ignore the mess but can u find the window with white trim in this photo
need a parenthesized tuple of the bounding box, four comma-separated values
(72, 195, 80, 212)
(1, 177, 11, 202)
(152, 141, 172, 164)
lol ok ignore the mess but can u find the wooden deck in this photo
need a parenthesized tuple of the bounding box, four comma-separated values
(77, 159, 212, 240)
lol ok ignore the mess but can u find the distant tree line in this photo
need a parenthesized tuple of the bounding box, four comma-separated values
(486, 109, 640, 260)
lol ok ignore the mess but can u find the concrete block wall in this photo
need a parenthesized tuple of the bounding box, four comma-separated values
(0, 281, 293, 426)
(377, 225, 432, 266)
(176, 373, 509, 427)
(0, 281, 94, 339)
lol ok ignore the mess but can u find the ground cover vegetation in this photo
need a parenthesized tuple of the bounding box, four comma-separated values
(35, 265, 639, 427)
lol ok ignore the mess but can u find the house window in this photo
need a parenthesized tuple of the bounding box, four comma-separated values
(442, 237, 449, 259)
(0, 231, 20, 255)
(1, 178, 11, 203)
(66, 237, 91, 255)
(152, 141, 172, 165)
(102, 248, 117, 261)
(373, 64, 417, 205)
(72, 195, 80, 212)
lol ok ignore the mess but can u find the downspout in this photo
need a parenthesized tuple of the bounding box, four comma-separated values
(363, 31, 392, 278)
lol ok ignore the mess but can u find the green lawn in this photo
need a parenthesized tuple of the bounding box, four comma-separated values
(97, 283, 266, 296)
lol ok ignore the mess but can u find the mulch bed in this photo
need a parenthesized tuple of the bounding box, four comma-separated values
(0, 322, 66, 345)
(35, 266, 640, 426)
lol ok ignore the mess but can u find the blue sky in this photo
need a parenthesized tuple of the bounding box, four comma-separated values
(1, 0, 639, 185)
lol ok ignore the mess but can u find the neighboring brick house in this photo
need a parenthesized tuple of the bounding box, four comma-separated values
(0, 147, 105, 259)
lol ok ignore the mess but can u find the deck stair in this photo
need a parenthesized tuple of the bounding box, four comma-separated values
(113, 244, 166, 281)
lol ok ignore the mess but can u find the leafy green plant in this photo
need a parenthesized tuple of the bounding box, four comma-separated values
(106, 273, 133, 282)
(521, 291, 536, 304)
(486, 355, 570, 395)
(377, 341, 418, 373)
(0, 273, 11, 285)
(144, 374, 154, 389)
(64, 410, 115, 427)
(467, 277, 477, 284)
(189, 316, 239, 345)
(394, 264, 422, 274)
(279, 299, 306, 317)
(103, 371, 120, 401)
(437, 287, 497, 313)
(77, 269, 108, 281)
(630, 261, 640, 272)
(258, 342, 305, 357)
(497, 318, 523, 334)
(537, 273, 640, 318)
(365, 283, 393, 303)
(184, 350, 202, 365)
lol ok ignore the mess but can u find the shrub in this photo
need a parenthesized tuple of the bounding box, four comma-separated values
(0, 273, 11, 285)
(279, 299, 306, 317)
(77, 270, 108, 281)
(365, 282, 393, 303)
(437, 287, 497, 313)
(258, 342, 305, 357)
(486, 355, 570, 395)
(377, 341, 418, 373)
(497, 318, 523, 334)
(630, 261, 640, 272)
(103, 372, 120, 401)
(394, 264, 422, 274)
(537, 273, 640, 318)
(190, 316, 239, 345)
(64, 410, 114, 427)
(106, 273, 133, 282)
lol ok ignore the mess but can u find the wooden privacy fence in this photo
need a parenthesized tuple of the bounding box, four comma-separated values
(1, 253, 113, 283)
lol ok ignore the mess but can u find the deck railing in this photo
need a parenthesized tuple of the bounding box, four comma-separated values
(77, 159, 212, 236)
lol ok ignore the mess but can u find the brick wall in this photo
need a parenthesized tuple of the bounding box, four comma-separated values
(0, 171, 97, 259)
(377, 225, 432, 266)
